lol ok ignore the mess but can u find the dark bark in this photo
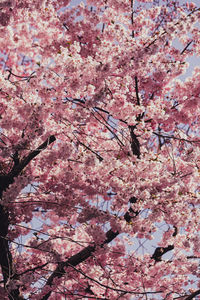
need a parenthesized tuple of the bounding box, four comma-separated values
(134, 76, 140, 106)
(0, 205, 22, 299)
(0, 136, 56, 299)
(41, 229, 119, 300)
(151, 226, 177, 262)
(9, 135, 56, 178)
(124, 207, 139, 223)
(0, 176, 14, 198)
(0, 133, 181, 299)
(41, 197, 139, 299)
(124, 197, 139, 223)
(129, 125, 140, 158)
(0, 204, 10, 283)
(41, 204, 173, 300)
(151, 245, 174, 262)
(184, 289, 200, 300)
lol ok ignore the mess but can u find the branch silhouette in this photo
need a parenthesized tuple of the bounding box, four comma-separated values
(0, 135, 56, 299)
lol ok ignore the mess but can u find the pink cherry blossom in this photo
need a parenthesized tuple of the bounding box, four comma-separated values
(0, 0, 199, 299)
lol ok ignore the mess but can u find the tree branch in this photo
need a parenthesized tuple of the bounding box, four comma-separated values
(184, 289, 200, 300)
(9, 135, 56, 178)
(41, 197, 140, 299)
(135, 76, 140, 106)
(40, 191, 175, 299)
(41, 229, 119, 300)
(129, 125, 140, 158)
(151, 245, 174, 262)
(0, 205, 23, 300)
(0, 136, 56, 299)
(180, 40, 193, 55)
(0, 136, 56, 195)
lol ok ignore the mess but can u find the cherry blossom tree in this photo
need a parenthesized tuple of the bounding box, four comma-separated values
(0, 0, 199, 299)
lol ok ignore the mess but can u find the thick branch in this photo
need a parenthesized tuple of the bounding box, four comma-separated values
(151, 226, 177, 262)
(41, 229, 119, 300)
(184, 289, 200, 300)
(0, 136, 56, 299)
(41, 197, 139, 299)
(124, 196, 139, 223)
(151, 245, 174, 262)
(9, 135, 56, 178)
(0, 136, 56, 196)
(0, 206, 23, 299)
(0, 204, 10, 283)
(41, 215, 172, 299)
(129, 125, 140, 158)
(130, 0, 134, 38)
(135, 76, 140, 106)
(40, 191, 176, 299)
